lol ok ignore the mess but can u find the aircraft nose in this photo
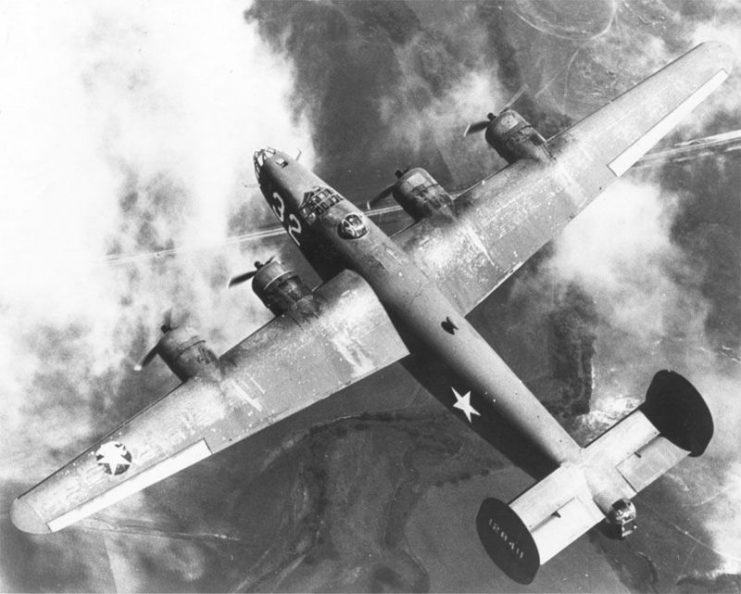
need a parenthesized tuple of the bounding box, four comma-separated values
(253, 149, 266, 181)
(253, 147, 276, 182)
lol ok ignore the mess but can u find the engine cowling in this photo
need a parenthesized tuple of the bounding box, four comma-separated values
(251, 259, 312, 316)
(155, 326, 220, 382)
(391, 167, 453, 221)
(484, 109, 551, 164)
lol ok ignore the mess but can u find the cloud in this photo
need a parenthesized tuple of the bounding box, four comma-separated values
(0, 1, 313, 588)
(546, 166, 740, 578)
(687, 5, 741, 135)
(549, 180, 706, 343)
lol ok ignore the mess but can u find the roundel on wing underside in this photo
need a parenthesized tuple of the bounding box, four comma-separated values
(337, 213, 368, 239)
(95, 441, 133, 476)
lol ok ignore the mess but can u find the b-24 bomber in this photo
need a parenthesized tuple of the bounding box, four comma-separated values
(11, 42, 733, 584)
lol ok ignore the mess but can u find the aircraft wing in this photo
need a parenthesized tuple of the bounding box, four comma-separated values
(11, 270, 409, 533)
(397, 42, 733, 314)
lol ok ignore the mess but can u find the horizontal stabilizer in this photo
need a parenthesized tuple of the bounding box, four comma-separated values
(477, 370, 713, 584)
(478, 464, 603, 583)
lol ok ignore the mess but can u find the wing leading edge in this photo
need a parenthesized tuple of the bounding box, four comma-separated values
(12, 270, 409, 533)
(396, 42, 734, 316)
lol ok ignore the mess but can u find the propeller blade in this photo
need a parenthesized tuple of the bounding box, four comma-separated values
(228, 257, 275, 288)
(366, 184, 395, 210)
(135, 307, 177, 371)
(463, 120, 490, 137)
(134, 344, 159, 372)
(502, 84, 528, 111)
(463, 85, 527, 138)
(161, 308, 173, 332)
(228, 269, 259, 287)
(365, 168, 410, 209)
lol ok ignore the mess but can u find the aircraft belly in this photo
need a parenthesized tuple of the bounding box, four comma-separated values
(390, 279, 581, 466)
(312, 207, 581, 466)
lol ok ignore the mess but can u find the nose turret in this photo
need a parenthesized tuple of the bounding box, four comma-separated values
(253, 147, 275, 181)
(253, 147, 292, 183)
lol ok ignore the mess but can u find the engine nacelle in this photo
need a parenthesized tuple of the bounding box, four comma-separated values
(156, 326, 220, 382)
(485, 109, 551, 164)
(252, 259, 312, 316)
(391, 168, 453, 221)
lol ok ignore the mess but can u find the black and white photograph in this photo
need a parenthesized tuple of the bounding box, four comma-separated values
(1, 1, 740, 591)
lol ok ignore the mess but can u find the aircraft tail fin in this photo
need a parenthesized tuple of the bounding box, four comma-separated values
(476, 497, 541, 584)
(477, 464, 603, 584)
(477, 370, 713, 584)
(639, 369, 713, 456)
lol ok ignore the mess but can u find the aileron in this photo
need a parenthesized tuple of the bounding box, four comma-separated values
(13, 270, 408, 533)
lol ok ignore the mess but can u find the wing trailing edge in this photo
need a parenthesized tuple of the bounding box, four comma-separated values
(10, 270, 409, 534)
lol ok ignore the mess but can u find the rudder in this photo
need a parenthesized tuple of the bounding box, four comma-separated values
(640, 370, 713, 456)
(476, 498, 540, 584)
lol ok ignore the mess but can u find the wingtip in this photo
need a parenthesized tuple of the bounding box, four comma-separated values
(11, 497, 51, 534)
(696, 41, 735, 74)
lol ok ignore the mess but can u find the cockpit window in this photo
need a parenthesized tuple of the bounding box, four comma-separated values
(275, 157, 287, 167)
(299, 186, 343, 224)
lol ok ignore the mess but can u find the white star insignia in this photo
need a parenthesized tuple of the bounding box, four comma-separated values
(451, 387, 481, 423)
(95, 441, 133, 475)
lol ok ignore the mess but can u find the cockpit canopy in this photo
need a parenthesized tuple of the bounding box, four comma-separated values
(299, 186, 344, 224)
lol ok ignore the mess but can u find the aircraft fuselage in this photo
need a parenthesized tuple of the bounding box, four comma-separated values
(255, 147, 581, 467)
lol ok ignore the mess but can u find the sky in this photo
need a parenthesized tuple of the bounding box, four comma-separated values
(0, 0, 739, 591)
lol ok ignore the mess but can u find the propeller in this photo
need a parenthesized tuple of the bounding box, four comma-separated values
(228, 257, 274, 288)
(134, 309, 176, 372)
(365, 168, 409, 210)
(463, 113, 495, 137)
(462, 84, 528, 138)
